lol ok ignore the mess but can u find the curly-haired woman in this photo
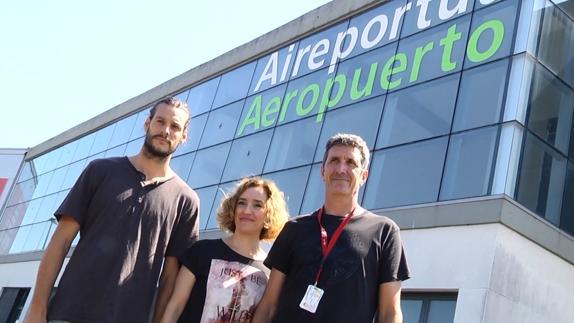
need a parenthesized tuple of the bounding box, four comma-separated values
(159, 177, 289, 323)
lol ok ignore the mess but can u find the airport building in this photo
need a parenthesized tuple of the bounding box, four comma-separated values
(1, 0, 573, 322)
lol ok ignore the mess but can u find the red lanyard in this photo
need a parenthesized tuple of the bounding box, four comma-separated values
(314, 206, 355, 285)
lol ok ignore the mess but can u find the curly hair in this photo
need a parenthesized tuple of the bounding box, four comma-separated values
(217, 177, 289, 241)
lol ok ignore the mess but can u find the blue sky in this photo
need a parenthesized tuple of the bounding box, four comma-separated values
(0, 0, 330, 148)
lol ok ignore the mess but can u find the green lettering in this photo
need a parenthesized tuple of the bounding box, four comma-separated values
(261, 96, 282, 127)
(440, 24, 462, 72)
(237, 96, 262, 136)
(350, 62, 378, 100)
(410, 41, 434, 82)
(296, 84, 320, 116)
(317, 74, 347, 122)
(278, 89, 298, 122)
(381, 53, 407, 90)
(467, 19, 504, 63)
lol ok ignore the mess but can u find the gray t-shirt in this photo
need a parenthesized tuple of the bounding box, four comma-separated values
(48, 157, 199, 323)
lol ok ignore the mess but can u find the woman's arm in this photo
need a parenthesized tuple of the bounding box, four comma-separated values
(158, 265, 196, 323)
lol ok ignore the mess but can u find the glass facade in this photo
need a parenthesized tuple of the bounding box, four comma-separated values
(1, 0, 574, 255)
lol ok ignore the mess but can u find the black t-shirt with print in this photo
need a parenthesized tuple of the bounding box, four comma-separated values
(178, 239, 270, 323)
(264, 209, 410, 323)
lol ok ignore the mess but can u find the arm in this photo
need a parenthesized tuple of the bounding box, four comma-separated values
(378, 281, 403, 323)
(158, 266, 196, 323)
(25, 215, 80, 323)
(152, 256, 180, 323)
(252, 269, 286, 323)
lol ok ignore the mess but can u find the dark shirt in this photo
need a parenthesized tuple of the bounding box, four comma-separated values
(178, 239, 269, 323)
(48, 157, 199, 323)
(265, 209, 410, 323)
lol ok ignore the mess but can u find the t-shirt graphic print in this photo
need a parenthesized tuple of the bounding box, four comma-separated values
(200, 259, 268, 323)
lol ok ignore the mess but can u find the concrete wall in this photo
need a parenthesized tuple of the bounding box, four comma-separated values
(0, 149, 26, 213)
(401, 224, 574, 323)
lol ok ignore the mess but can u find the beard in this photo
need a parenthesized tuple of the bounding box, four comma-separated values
(143, 132, 178, 159)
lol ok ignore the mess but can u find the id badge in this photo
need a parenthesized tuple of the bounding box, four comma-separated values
(299, 284, 324, 313)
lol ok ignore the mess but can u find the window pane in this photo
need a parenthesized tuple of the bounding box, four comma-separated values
(206, 182, 237, 230)
(72, 133, 97, 162)
(377, 74, 459, 148)
(441, 126, 499, 200)
(517, 133, 567, 225)
(537, 2, 574, 87)
(279, 68, 334, 125)
(330, 43, 397, 108)
(188, 143, 231, 188)
(124, 138, 144, 156)
(427, 300, 457, 323)
(187, 77, 220, 116)
(365, 137, 448, 209)
(402, 299, 423, 323)
(236, 84, 287, 137)
(194, 185, 218, 231)
(453, 59, 509, 131)
(221, 130, 273, 182)
(174, 89, 190, 103)
(560, 161, 574, 236)
(45, 166, 68, 195)
(175, 113, 208, 157)
(264, 166, 311, 216)
(31, 172, 54, 200)
(464, 0, 519, 68)
(391, 16, 470, 87)
(314, 96, 384, 162)
(36, 149, 63, 175)
(57, 141, 79, 166)
(264, 117, 322, 173)
(212, 62, 256, 108)
(89, 124, 116, 156)
(20, 199, 41, 225)
(170, 153, 195, 182)
(199, 101, 244, 149)
(527, 63, 574, 154)
(104, 144, 127, 158)
(108, 114, 138, 148)
(128, 109, 150, 141)
(300, 163, 323, 215)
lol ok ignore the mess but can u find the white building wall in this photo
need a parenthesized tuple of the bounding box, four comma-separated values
(0, 149, 26, 211)
(401, 224, 574, 323)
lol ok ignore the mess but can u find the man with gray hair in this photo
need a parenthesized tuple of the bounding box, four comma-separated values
(253, 133, 410, 323)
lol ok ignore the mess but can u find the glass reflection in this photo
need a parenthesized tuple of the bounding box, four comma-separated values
(365, 137, 448, 209)
(264, 117, 322, 173)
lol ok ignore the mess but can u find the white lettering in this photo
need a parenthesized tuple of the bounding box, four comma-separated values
(361, 15, 388, 49)
(328, 27, 358, 73)
(479, 0, 497, 4)
(280, 44, 296, 82)
(291, 45, 311, 78)
(390, 2, 412, 40)
(308, 39, 330, 70)
(254, 52, 278, 92)
(416, 0, 432, 29)
(438, 0, 469, 21)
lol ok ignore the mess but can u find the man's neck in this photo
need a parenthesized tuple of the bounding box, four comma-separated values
(323, 195, 360, 217)
(130, 152, 172, 180)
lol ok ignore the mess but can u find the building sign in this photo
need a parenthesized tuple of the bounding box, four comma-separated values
(238, 0, 514, 136)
